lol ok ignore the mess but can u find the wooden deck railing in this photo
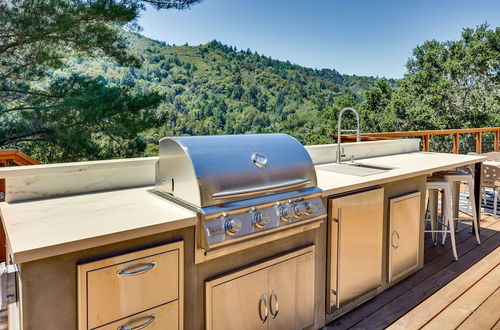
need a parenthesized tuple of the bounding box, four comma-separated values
(334, 127, 500, 154)
(0, 149, 41, 167)
(0, 150, 40, 262)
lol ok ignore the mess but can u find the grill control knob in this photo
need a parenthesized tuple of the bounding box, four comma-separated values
(304, 202, 315, 215)
(225, 218, 242, 235)
(293, 203, 303, 218)
(253, 212, 271, 228)
(279, 206, 293, 222)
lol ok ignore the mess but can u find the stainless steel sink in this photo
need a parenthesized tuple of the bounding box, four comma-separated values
(318, 162, 395, 177)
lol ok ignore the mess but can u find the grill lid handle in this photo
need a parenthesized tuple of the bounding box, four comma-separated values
(211, 178, 311, 200)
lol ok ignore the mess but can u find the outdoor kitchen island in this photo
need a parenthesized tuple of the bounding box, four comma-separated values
(0, 138, 485, 330)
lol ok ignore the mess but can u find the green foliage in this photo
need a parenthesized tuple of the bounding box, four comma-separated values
(0, 0, 201, 162)
(354, 24, 499, 152)
(70, 34, 383, 152)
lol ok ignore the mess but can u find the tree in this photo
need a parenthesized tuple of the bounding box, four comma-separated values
(359, 24, 499, 152)
(359, 79, 398, 132)
(0, 0, 202, 161)
(397, 24, 499, 130)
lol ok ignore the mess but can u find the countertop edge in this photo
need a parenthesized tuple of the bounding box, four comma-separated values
(319, 156, 485, 196)
(10, 215, 197, 264)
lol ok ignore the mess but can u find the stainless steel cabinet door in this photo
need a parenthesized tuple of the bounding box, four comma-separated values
(211, 268, 269, 330)
(268, 258, 297, 330)
(329, 188, 384, 311)
(388, 192, 421, 283)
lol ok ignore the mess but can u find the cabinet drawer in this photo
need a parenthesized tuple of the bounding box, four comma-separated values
(96, 300, 179, 330)
(78, 241, 183, 329)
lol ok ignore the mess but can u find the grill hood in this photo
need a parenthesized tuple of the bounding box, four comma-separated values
(155, 134, 317, 208)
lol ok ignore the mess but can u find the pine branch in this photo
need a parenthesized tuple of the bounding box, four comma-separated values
(0, 129, 51, 146)
(141, 0, 203, 9)
(0, 88, 57, 98)
(2, 105, 58, 113)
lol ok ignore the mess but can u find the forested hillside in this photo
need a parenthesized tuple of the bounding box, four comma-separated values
(69, 33, 386, 155)
(1, 0, 497, 164)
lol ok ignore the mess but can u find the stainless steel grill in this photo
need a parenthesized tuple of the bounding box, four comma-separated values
(153, 133, 326, 258)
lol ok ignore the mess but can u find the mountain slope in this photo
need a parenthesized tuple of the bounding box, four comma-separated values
(72, 33, 388, 148)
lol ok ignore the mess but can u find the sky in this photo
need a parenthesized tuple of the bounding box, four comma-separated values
(137, 0, 500, 78)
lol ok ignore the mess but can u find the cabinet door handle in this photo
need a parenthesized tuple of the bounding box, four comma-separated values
(117, 262, 156, 276)
(391, 230, 400, 249)
(118, 315, 155, 330)
(336, 207, 341, 309)
(258, 295, 268, 323)
(270, 290, 279, 318)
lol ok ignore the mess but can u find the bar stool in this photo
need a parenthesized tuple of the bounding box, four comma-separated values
(439, 170, 481, 245)
(425, 179, 458, 261)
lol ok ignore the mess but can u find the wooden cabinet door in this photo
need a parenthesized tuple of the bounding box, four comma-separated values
(211, 268, 269, 330)
(388, 192, 421, 283)
(268, 258, 297, 330)
(296, 251, 315, 329)
(206, 246, 315, 330)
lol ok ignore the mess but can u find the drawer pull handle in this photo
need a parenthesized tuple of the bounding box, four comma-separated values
(117, 262, 157, 276)
(118, 315, 155, 330)
(258, 294, 268, 323)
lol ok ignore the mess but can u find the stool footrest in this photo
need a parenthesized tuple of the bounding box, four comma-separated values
(454, 217, 474, 221)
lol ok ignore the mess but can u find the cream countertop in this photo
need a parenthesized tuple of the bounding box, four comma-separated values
(0, 186, 196, 264)
(0, 151, 485, 264)
(316, 151, 485, 196)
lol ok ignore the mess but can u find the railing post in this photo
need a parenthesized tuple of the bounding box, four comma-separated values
(495, 130, 499, 152)
(0, 178, 5, 263)
(453, 133, 459, 154)
(475, 132, 482, 154)
(423, 135, 430, 152)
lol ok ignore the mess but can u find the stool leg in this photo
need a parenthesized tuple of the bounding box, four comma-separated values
(429, 190, 438, 245)
(494, 188, 498, 219)
(444, 185, 458, 261)
(441, 190, 448, 246)
(482, 187, 485, 213)
(466, 177, 481, 245)
(452, 181, 460, 232)
(465, 184, 470, 213)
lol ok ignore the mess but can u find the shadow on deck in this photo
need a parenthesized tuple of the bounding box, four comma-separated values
(324, 212, 500, 330)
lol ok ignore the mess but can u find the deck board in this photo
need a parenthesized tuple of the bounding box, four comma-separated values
(457, 287, 500, 330)
(324, 213, 500, 330)
(389, 249, 500, 329)
(423, 264, 500, 329)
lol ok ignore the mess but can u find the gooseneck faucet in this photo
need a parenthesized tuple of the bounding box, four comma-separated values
(337, 107, 361, 164)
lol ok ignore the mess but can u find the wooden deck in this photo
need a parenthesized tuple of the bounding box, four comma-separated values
(324, 212, 500, 330)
